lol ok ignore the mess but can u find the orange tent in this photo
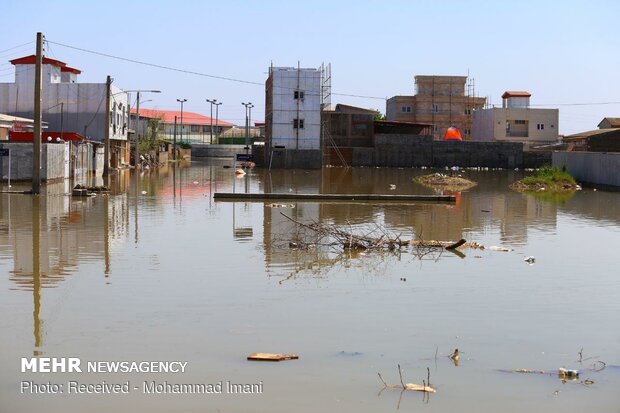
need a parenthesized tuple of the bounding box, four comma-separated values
(443, 127, 462, 141)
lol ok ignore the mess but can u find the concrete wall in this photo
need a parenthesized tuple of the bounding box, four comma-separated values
(0, 143, 67, 181)
(553, 151, 620, 187)
(254, 146, 321, 169)
(192, 144, 247, 158)
(354, 136, 543, 169)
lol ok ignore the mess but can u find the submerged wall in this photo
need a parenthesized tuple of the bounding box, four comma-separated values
(553, 151, 620, 188)
(0, 143, 68, 181)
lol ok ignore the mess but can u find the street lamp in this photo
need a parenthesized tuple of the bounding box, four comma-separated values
(206, 99, 217, 144)
(177, 98, 187, 143)
(214, 101, 222, 143)
(125, 89, 160, 168)
(242, 102, 254, 153)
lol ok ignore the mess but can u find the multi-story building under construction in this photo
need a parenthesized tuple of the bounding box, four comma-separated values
(386, 75, 486, 140)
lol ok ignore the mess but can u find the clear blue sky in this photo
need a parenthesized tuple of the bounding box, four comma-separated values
(2, 0, 619, 134)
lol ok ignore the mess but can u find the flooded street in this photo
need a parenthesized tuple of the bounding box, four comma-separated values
(1, 161, 619, 412)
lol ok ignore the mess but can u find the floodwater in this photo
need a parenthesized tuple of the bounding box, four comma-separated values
(1, 161, 619, 413)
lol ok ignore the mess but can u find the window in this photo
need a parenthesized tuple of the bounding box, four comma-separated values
(464, 108, 472, 115)
(294, 90, 305, 100)
(293, 119, 304, 129)
(191, 125, 200, 132)
(537, 123, 545, 130)
(203, 125, 211, 133)
(433, 124, 438, 132)
(514, 120, 526, 125)
(464, 128, 471, 135)
(432, 104, 439, 113)
(401, 105, 412, 113)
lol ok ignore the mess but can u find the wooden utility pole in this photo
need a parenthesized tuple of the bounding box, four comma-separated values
(32, 32, 43, 194)
(103, 75, 111, 176)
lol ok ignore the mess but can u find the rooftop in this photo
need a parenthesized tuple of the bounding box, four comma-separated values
(502, 91, 531, 98)
(131, 108, 234, 126)
(598, 117, 620, 128)
(564, 128, 620, 140)
(9, 55, 82, 74)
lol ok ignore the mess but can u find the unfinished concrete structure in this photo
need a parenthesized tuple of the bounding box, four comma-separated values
(264, 65, 328, 168)
(472, 91, 559, 145)
(386, 75, 486, 140)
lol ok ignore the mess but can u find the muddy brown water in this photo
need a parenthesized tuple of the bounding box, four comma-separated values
(1, 161, 619, 412)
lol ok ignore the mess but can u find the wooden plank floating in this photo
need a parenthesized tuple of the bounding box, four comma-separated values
(214, 193, 455, 203)
(247, 352, 299, 362)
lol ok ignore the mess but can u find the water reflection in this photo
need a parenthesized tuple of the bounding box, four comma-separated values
(1, 162, 619, 412)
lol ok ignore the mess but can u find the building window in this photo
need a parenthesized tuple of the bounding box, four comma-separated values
(464, 128, 471, 135)
(433, 124, 438, 132)
(191, 125, 200, 132)
(202, 125, 211, 133)
(464, 108, 472, 115)
(432, 104, 439, 113)
(537, 123, 545, 130)
(294, 90, 305, 100)
(514, 120, 526, 125)
(401, 105, 412, 113)
(293, 119, 304, 129)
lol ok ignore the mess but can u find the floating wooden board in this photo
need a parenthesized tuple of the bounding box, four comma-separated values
(215, 193, 455, 203)
(247, 352, 299, 362)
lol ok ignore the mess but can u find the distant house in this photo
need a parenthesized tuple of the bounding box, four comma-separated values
(472, 91, 559, 145)
(0, 113, 44, 140)
(564, 128, 620, 152)
(130, 108, 234, 144)
(597, 117, 620, 129)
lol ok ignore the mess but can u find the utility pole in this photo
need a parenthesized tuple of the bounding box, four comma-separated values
(103, 75, 111, 177)
(32, 32, 43, 194)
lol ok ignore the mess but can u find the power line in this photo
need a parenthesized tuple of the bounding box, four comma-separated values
(47, 40, 263, 86)
(530, 102, 620, 107)
(0, 41, 34, 55)
(47, 39, 387, 100)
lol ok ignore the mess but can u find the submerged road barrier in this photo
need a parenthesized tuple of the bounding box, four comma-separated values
(214, 193, 455, 203)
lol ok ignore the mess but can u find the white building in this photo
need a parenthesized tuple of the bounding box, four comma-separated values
(0, 55, 129, 165)
(265, 66, 322, 150)
(472, 91, 559, 144)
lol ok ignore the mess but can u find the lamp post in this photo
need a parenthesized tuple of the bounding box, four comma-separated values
(206, 99, 217, 144)
(177, 98, 187, 143)
(214, 101, 222, 143)
(126, 89, 160, 168)
(242, 102, 254, 154)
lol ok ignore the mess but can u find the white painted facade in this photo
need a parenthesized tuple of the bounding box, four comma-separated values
(266, 67, 321, 150)
(0, 59, 128, 142)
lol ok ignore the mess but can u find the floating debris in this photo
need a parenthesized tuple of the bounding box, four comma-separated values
(247, 352, 298, 362)
(266, 203, 295, 209)
(489, 246, 513, 252)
